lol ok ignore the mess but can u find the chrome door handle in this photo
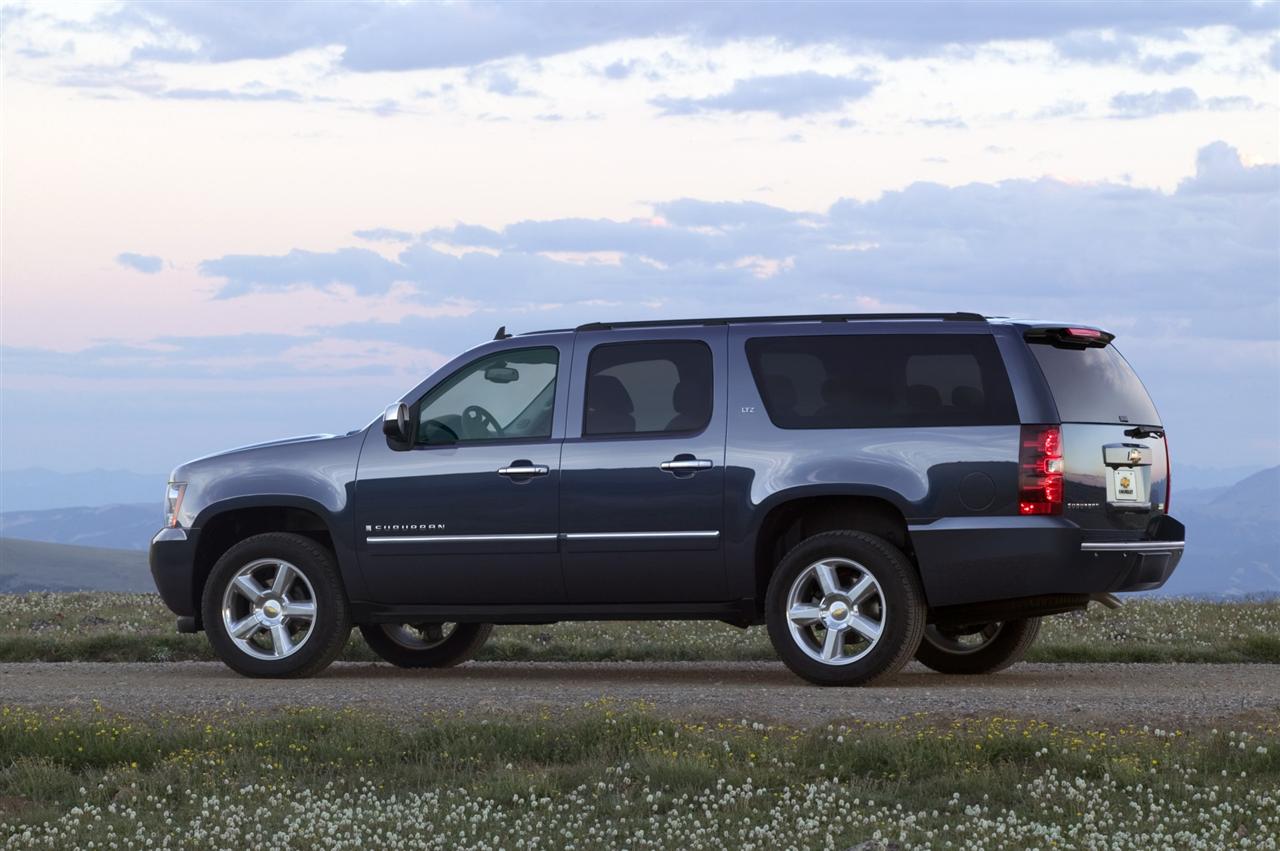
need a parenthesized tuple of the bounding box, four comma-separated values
(498, 463, 549, 477)
(659, 458, 713, 472)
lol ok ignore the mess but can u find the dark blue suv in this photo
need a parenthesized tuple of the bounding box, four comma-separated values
(150, 313, 1184, 685)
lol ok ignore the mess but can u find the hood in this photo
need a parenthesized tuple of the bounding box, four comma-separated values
(169, 433, 340, 481)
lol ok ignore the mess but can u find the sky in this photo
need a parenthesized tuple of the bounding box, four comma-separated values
(1, 0, 1278, 479)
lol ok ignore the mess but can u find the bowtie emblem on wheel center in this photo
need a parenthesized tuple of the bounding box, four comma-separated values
(822, 597, 854, 628)
(262, 600, 282, 619)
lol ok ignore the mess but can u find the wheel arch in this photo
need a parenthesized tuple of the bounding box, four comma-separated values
(190, 496, 346, 619)
(749, 488, 919, 617)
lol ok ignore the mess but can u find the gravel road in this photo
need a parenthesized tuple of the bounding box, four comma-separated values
(4, 661, 1277, 726)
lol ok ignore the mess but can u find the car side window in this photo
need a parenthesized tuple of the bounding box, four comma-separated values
(583, 341, 713, 436)
(415, 347, 558, 444)
(746, 334, 1017, 429)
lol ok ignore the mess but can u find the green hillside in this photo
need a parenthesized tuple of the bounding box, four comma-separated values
(0, 538, 151, 593)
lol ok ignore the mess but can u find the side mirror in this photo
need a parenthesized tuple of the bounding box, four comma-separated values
(382, 403, 412, 446)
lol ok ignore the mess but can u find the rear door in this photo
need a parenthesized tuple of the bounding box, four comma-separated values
(1025, 330, 1171, 533)
(558, 328, 728, 602)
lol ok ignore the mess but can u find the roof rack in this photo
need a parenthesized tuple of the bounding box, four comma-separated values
(574, 312, 985, 332)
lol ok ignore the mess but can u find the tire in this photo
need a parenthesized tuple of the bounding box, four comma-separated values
(201, 532, 352, 678)
(915, 617, 1041, 675)
(359, 622, 493, 668)
(765, 530, 926, 686)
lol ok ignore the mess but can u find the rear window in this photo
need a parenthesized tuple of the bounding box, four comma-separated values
(1029, 342, 1161, 426)
(746, 334, 1017, 429)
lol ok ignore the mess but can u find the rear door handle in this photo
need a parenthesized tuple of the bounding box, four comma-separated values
(498, 460, 549, 477)
(659, 458, 713, 473)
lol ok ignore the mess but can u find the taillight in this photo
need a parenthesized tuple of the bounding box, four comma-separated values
(1019, 425, 1063, 515)
(1163, 433, 1171, 513)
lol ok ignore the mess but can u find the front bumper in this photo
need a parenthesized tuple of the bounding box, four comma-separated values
(149, 527, 200, 618)
(910, 514, 1184, 607)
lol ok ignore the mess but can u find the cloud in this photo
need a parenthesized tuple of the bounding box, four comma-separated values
(1109, 86, 1201, 117)
(1177, 140, 1280, 195)
(1109, 87, 1260, 118)
(471, 68, 535, 97)
(196, 142, 1278, 345)
(1139, 51, 1203, 73)
(158, 87, 302, 102)
(652, 72, 877, 118)
(1053, 33, 1204, 73)
(1035, 100, 1088, 119)
(102, 1, 1280, 72)
(116, 252, 163, 274)
(198, 247, 403, 297)
(1270, 41, 1280, 71)
(1053, 31, 1138, 62)
(600, 59, 640, 80)
(915, 117, 968, 129)
(355, 228, 415, 242)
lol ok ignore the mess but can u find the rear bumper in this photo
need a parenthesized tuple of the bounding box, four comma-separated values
(149, 527, 200, 618)
(910, 514, 1184, 607)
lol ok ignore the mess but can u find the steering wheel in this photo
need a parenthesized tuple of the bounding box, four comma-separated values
(461, 404, 502, 438)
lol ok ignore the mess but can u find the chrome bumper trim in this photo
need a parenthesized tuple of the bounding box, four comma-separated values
(1080, 540, 1185, 553)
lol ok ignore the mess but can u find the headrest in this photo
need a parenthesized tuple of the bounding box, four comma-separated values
(587, 374, 633, 413)
(764, 375, 798, 410)
(906, 384, 942, 410)
(952, 385, 984, 411)
(672, 380, 708, 414)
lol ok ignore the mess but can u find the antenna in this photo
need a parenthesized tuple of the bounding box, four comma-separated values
(493, 325, 512, 340)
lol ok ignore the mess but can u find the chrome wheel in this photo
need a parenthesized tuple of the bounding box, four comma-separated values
(785, 557, 886, 665)
(923, 623, 1004, 655)
(380, 622, 457, 650)
(220, 558, 317, 661)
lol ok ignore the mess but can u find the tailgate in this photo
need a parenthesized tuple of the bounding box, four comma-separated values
(1026, 329, 1171, 533)
(1061, 424, 1170, 532)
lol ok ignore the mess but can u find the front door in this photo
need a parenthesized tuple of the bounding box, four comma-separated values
(559, 329, 728, 602)
(355, 344, 568, 604)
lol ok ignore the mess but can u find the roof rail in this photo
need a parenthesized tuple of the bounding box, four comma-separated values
(574, 312, 986, 332)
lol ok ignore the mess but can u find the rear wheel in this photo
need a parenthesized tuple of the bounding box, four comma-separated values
(766, 530, 926, 686)
(359, 622, 492, 668)
(915, 617, 1041, 674)
(202, 532, 351, 678)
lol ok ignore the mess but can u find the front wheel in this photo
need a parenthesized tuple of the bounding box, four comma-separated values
(766, 531, 927, 686)
(202, 532, 352, 678)
(359, 622, 492, 668)
(914, 618, 1041, 675)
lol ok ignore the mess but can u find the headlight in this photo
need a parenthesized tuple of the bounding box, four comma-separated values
(165, 482, 187, 528)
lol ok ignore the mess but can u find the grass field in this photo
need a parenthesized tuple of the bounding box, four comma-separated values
(1, 592, 1278, 664)
(1, 704, 1277, 850)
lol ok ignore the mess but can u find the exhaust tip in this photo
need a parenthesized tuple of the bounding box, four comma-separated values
(1090, 593, 1123, 610)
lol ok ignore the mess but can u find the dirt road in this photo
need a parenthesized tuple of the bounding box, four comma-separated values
(2, 661, 1276, 726)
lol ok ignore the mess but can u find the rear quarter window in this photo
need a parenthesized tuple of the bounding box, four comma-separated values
(746, 333, 1017, 429)
(1029, 342, 1161, 426)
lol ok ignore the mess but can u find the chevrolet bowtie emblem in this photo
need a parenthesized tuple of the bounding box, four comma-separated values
(1127, 448, 1143, 465)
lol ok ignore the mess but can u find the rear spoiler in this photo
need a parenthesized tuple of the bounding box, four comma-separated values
(1023, 326, 1115, 348)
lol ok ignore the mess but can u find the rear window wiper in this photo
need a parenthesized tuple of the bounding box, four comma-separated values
(1124, 426, 1165, 439)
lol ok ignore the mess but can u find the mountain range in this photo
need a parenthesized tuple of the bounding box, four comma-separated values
(1, 468, 163, 512)
(0, 467, 1275, 596)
